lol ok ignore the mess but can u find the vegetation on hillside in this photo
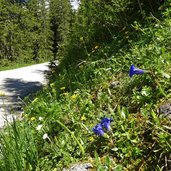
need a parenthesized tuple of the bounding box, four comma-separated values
(0, 0, 171, 170)
(0, 0, 71, 68)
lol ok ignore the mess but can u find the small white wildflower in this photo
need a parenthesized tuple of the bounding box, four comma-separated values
(43, 133, 48, 139)
(36, 124, 43, 131)
(38, 117, 43, 121)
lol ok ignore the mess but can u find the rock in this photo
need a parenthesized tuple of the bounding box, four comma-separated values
(62, 163, 93, 171)
(158, 102, 171, 119)
(110, 81, 120, 89)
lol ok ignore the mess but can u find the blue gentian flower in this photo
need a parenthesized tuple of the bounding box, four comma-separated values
(129, 64, 145, 77)
(101, 118, 113, 131)
(92, 124, 105, 136)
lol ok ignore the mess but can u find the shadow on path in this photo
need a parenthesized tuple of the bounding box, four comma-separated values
(3, 78, 43, 100)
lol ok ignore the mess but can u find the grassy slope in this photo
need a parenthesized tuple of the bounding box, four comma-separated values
(0, 62, 35, 71)
(0, 60, 50, 71)
(0, 6, 171, 171)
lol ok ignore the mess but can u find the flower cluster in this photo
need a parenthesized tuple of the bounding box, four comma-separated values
(92, 118, 113, 136)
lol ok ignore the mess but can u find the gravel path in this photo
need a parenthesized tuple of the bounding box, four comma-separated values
(0, 62, 49, 128)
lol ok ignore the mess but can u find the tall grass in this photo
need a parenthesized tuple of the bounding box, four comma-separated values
(0, 119, 38, 171)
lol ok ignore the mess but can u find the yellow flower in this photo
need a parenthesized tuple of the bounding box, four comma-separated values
(70, 94, 78, 100)
(0, 91, 6, 96)
(89, 137, 94, 142)
(81, 115, 87, 121)
(94, 45, 99, 49)
(60, 87, 66, 90)
(30, 117, 36, 121)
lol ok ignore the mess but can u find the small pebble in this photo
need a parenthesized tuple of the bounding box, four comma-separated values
(159, 102, 171, 119)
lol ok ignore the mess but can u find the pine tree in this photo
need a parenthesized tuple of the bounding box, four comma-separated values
(0, 0, 53, 66)
(25, 0, 52, 62)
(49, 0, 72, 60)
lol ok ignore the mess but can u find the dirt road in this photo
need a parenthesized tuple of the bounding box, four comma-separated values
(0, 62, 49, 128)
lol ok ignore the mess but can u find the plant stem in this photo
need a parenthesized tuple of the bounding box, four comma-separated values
(56, 119, 85, 155)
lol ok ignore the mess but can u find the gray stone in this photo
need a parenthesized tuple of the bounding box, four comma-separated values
(63, 163, 93, 171)
(159, 102, 171, 119)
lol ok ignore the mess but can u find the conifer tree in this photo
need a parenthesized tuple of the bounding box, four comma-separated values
(0, 0, 52, 65)
(49, 0, 72, 60)
(24, 0, 52, 62)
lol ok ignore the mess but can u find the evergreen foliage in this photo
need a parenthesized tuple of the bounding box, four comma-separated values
(49, 0, 72, 60)
(0, 0, 54, 67)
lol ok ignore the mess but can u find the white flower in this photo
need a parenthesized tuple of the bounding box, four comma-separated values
(38, 116, 43, 121)
(43, 133, 48, 139)
(36, 124, 43, 131)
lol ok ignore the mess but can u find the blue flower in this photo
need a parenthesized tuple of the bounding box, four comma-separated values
(101, 118, 113, 131)
(129, 64, 145, 77)
(92, 124, 105, 136)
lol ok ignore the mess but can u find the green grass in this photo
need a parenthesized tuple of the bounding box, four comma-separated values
(0, 62, 34, 71)
(0, 60, 49, 71)
(0, 119, 38, 171)
(0, 4, 171, 171)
